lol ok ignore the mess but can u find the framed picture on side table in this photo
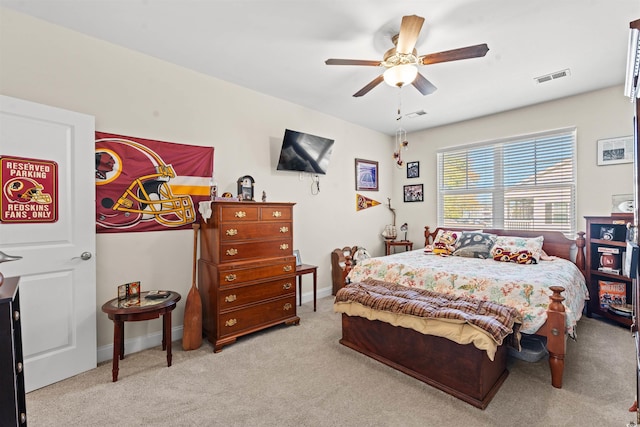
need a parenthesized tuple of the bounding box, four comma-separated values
(293, 249, 302, 266)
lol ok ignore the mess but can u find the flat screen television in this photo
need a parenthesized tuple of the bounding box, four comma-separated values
(276, 129, 334, 175)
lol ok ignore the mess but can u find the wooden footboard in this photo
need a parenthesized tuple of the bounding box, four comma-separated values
(423, 226, 586, 389)
(340, 314, 509, 409)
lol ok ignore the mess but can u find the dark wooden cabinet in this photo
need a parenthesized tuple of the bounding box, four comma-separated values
(0, 276, 26, 426)
(198, 201, 299, 352)
(584, 215, 634, 327)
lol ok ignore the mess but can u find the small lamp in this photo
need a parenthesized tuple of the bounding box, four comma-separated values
(400, 223, 408, 241)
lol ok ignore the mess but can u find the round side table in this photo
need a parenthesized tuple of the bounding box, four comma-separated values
(101, 291, 181, 382)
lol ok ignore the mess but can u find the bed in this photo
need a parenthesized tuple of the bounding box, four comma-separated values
(334, 226, 588, 408)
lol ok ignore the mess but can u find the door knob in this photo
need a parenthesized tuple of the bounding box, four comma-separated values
(73, 251, 92, 261)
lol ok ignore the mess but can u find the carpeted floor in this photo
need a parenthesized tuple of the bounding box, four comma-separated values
(26, 296, 636, 426)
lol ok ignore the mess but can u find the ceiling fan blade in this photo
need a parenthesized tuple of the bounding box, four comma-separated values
(419, 43, 489, 65)
(353, 74, 384, 97)
(325, 59, 382, 66)
(396, 15, 425, 55)
(412, 72, 438, 96)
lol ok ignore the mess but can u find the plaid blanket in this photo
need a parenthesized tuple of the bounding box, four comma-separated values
(335, 278, 521, 347)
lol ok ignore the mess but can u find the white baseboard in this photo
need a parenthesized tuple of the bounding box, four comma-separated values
(97, 287, 332, 363)
(97, 326, 184, 364)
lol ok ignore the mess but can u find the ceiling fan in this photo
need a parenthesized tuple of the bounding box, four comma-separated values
(325, 15, 489, 97)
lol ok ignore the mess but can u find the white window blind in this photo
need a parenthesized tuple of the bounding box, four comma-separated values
(437, 128, 577, 236)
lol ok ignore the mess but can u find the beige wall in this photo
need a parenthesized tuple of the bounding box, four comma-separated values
(1, 8, 635, 353)
(0, 9, 394, 350)
(392, 86, 635, 245)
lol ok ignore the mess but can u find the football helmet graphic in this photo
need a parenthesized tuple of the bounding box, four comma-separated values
(4, 177, 52, 204)
(95, 137, 195, 229)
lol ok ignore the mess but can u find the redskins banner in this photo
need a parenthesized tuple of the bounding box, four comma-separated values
(0, 156, 58, 223)
(356, 193, 381, 211)
(95, 132, 214, 233)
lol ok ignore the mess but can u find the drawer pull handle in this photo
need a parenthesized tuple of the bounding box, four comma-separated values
(279, 243, 289, 250)
(283, 265, 292, 272)
(283, 282, 292, 290)
(225, 318, 237, 327)
(13, 311, 19, 322)
(272, 211, 282, 218)
(224, 294, 237, 303)
(226, 248, 238, 256)
(16, 362, 23, 373)
(283, 303, 292, 311)
(225, 274, 237, 282)
(279, 226, 289, 233)
(226, 228, 238, 236)
(234, 211, 246, 218)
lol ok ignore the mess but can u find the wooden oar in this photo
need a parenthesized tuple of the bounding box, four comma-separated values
(182, 223, 202, 350)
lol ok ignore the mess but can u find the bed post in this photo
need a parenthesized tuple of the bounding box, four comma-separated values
(575, 231, 586, 271)
(546, 286, 566, 388)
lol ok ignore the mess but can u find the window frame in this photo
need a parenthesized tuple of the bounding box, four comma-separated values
(436, 127, 577, 236)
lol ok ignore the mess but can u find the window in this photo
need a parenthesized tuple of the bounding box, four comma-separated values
(437, 128, 577, 236)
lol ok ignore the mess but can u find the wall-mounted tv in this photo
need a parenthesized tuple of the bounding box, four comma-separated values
(276, 129, 335, 175)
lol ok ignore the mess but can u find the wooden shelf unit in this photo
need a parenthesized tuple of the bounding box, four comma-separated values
(584, 214, 633, 327)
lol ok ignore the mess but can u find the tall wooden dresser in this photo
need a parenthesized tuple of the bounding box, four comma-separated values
(198, 201, 299, 352)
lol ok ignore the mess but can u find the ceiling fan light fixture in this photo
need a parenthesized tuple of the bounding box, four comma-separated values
(383, 64, 418, 88)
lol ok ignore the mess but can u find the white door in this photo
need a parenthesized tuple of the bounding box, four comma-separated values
(0, 95, 96, 392)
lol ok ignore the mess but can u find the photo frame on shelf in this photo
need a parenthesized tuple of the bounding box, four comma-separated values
(293, 249, 302, 266)
(597, 136, 634, 166)
(403, 184, 424, 202)
(612, 193, 634, 214)
(355, 158, 378, 191)
(407, 161, 420, 178)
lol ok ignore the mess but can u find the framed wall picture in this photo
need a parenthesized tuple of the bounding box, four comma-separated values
(597, 136, 634, 165)
(355, 158, 378, 191)
(407, 161, 419, 178)
(403, 184, 424, 202)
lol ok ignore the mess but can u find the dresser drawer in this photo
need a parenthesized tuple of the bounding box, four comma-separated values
(218, 295, 296, 337)
(218, 257, 296, 286)
(219, 277, 295, 311)
(260, 206, 292, 221)
(220, 221, 292, 241)
(220, 239, 292, 262)
(220, 205, 259, 222)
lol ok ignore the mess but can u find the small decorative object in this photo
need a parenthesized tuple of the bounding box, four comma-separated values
(597, 135, 633, 165)
(386, 197, 396, 226)
(355, 158, 378, 191)
(293, 249, 302, 266)
(382, 225, 397, 240)
(612, 193, 634, 213)
(145, 290, 170, 300)
(400, 223, 408, 240)
(355, 194, 381, 211)
(407, 161, 419, 178)
(403, 184, 424, 202)
(599, 226, 616, 240)
(262, 190, 267, 202)
(237, 175, 255, 201)
(118, 281, 141, 301)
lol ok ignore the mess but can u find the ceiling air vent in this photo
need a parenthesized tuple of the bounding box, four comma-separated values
(534, 68, 571, 84)
(405, 110, 427, 118)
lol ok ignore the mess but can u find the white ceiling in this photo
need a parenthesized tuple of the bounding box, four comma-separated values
(1, 1, 639, 135)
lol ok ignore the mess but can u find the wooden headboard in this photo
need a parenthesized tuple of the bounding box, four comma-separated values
(424, 226, 586, 271)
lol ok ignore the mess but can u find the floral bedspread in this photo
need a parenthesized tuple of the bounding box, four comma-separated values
(346, 250, 588, 335)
